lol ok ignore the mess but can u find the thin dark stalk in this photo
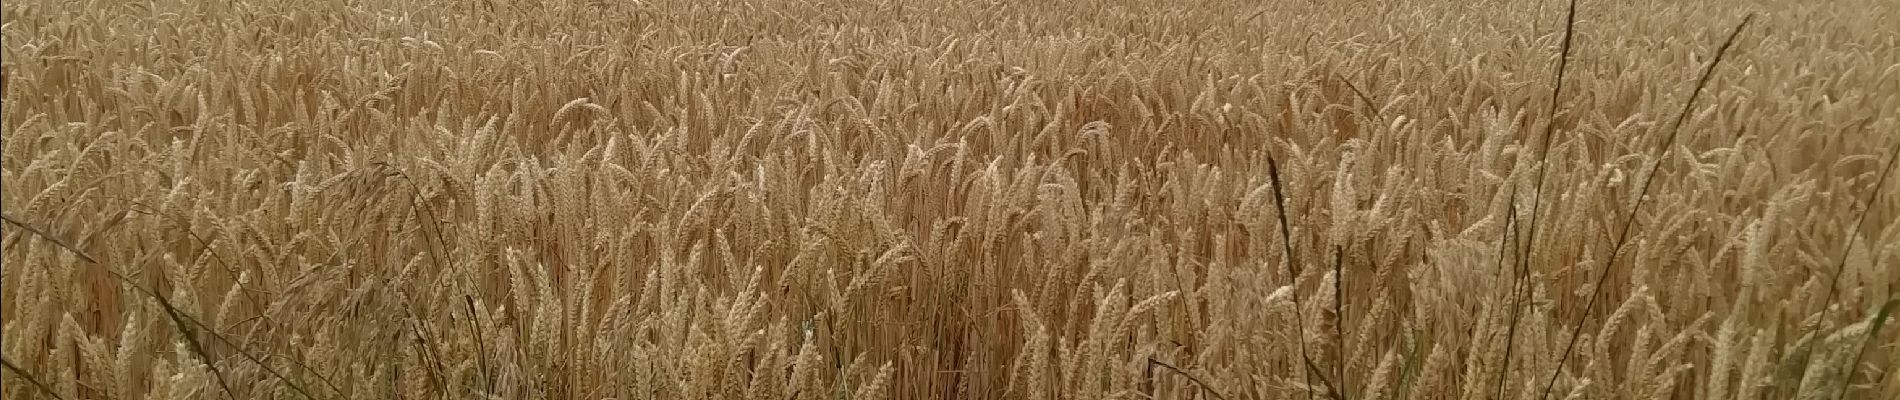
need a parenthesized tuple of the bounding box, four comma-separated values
(2, 212, 237, 398)
(1813, 138, 1900, 400)
(1148, 358, 1232, 400)
(1499, 189, 1550, 399)
(382, 162, 463, 396)
(1500, 1, 1579, 396)
(1, 355, 68, 400)
(465, 295, 493, 394)
(1816, 138, 1900, 324)
(1536, 14, 1756, 400)
(1517, 0, 1582, 258)
(1496, 263, 1532, 400)
(1492, 200, 1523, 400)
(373, 162, 452, 273)
(1332, 245, 1349, 400)
(1266, 155, 1338, 400)
(85, 198, 285, 366)
(1837, 298, 1899, 400)
(1333, 73, 1383, 124)
(1301, 358, 1345, 400)
(155, 291, 242, 399)
(402, 305, 452, 399)
(1, 213, 332, 400)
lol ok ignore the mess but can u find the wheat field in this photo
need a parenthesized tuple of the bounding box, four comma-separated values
(2, 0, 1897, 399)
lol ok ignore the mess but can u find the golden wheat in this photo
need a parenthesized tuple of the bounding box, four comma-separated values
(3, 0, 1898, 399)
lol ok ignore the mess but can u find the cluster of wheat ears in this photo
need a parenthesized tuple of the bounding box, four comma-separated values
(2, 0, 1896, 399)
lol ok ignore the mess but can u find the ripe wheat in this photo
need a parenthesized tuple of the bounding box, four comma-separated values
(3, 0, 1898, 399)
